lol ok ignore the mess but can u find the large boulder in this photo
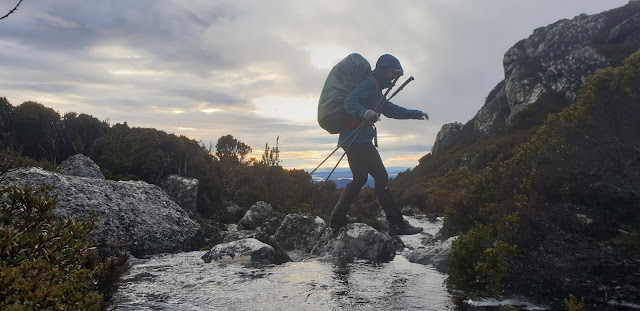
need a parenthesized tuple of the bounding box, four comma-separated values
(220, 229, 291, 262)
(272, 213, 326, 253)
(159, 174, 199, 216)
(201, 238, 289, 266)
(0, 167, 204, 257)
(238, 201, 274, 230)
(405, 235, 457, 272)
(312, 223, 396, 263)
(58, 154, 105, 179)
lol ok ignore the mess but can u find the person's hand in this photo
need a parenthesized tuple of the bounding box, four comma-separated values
(419, 111, 429, 121)
(364, 110, 380, 123)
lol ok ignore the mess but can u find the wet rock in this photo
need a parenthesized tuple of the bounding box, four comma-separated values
(159, 174, 198, 216)
(221, 229, 291, 262)
(58, 154, 105, 179)
(0, 167, 203, 257)
(201, 238, 289, 266)
(238, 201, 273, 230)
(272, 213, 327, 253)
(405, 235, 457, 272)
(222, 229, 268, 243)
(312, 223, 396, 263)
(401, 206, 423, 216)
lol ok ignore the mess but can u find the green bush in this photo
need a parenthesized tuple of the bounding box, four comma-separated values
(446, 213, 520, 296)
(564, 295, 586, 311)
(0, 185, 107, 310)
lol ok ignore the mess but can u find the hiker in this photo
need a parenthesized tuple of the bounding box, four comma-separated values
(330, 54, 428, 235)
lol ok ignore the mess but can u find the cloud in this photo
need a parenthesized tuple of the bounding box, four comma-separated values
(0, 0, 630, 169)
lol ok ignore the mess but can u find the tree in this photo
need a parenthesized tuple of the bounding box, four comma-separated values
(0, 97, 14, 148)
(11, 101, 61, 162)
(58, 112, 109, 160)
(215, 134, 252, 163)
(260, 136, 282, 167)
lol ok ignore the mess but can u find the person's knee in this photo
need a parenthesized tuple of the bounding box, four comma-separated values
(351, 175, 368, 188)
(372, 173, 388, 189)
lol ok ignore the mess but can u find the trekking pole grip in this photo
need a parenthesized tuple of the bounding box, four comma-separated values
(389, 76, 414, 100)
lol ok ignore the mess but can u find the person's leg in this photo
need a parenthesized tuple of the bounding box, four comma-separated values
(364, 144, 423, 235)
(329, 145, 369, 229)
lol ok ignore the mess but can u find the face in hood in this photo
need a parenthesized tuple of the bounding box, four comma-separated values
(372, 54, 403, 89)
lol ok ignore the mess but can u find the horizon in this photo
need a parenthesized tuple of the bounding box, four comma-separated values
(0, 0, 629, 169)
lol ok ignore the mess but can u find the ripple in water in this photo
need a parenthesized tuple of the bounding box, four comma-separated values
(109, 218, 465, 311)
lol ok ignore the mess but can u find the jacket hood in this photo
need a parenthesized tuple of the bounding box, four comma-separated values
(375, 54, 403, 72)
(372, 54, 403, 89)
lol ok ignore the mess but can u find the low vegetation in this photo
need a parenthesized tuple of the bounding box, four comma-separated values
(0, 185, 127, 310)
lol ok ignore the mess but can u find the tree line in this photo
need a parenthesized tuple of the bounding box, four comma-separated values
(0, 97, 340, 220)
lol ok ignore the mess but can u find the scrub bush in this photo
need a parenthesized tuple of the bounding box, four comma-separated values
(0, 185, 106, 310)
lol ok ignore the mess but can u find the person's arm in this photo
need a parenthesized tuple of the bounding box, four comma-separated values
(379, 100, 424, 120)
(344, 79, 377, 120)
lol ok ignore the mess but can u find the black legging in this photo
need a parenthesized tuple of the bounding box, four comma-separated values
(344, 143, 388, 192)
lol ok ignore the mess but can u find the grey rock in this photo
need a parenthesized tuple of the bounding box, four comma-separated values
(1, 167, 203, 257)
(201, 238, 289, 266)
(238, 201, 273, 230)
(312, 223, 396, 263)
(220, 229, 291, 263)
(263, 213, 285, 235)
(405, 235, 457, 272)
(58, 154, 105, 179)
(431, 122, 463, 155)
(272, 213, 326, 252)
(159, 174, 199, 216)
(221, 202, 246, 223)
(400, 206, 423, 216)
(434, 5, 640, 152)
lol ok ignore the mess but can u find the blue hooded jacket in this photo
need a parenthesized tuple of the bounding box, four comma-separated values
(338, 54, 423, 147)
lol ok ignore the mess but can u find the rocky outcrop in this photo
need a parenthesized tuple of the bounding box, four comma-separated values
(159, 174, 199, 216)
(431, 122, 464, 155)
(58, 154, 105, 179)
(272, 213, 326, 252)
(0, 167, 204, 257)
(201, 238, 289, 266)
(238, 201, 273, 230)
(312, 223, 396, 263)
(434, 3, 640, 154)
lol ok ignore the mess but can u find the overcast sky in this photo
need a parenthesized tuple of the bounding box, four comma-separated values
(0, 0, 630, 169)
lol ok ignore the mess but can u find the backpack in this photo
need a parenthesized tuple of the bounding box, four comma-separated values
(317, 53, 371, 134)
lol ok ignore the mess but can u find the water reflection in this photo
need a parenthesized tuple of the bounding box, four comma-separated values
(109, 218, 468, 311)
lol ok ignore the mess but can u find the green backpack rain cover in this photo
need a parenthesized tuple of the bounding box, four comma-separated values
(318, 53, 371, 134)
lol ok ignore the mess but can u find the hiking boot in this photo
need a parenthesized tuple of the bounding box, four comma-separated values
(329, 182, 361, 230)
(376, 186, 422, 235)
(390, 224, 424, 235)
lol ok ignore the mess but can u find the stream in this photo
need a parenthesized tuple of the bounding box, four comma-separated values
(108, 217, 542, 311)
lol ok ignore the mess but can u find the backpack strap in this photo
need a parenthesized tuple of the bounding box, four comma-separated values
(369, 73, 381, 100)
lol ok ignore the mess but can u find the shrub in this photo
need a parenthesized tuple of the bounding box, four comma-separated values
(0, 185, 107, 310)
(564, 295, 586, 311)
(446, 213, 520, 296)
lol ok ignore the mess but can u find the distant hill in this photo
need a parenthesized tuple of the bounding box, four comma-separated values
(309, 166, 409, 189)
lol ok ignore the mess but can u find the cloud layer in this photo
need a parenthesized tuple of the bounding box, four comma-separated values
(0, 0, 629, 168)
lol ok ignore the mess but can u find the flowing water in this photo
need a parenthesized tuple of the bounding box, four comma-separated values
(108, 218, 540, 311)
